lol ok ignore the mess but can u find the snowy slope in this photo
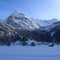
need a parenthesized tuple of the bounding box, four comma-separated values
(0, 45, 60, 60)
(32, 18, 58, 26)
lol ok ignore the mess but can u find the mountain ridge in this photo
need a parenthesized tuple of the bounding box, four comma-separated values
(0, 11, 60, 46)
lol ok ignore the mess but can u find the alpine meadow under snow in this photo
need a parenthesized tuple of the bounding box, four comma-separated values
(0, 11, 60, 60)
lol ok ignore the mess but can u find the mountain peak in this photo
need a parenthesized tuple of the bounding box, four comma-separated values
(7, 11, 30, 22)
(10, 11, 25, 18)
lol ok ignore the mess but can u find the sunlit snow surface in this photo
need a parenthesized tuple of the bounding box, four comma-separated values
(0, 45, 60, 60)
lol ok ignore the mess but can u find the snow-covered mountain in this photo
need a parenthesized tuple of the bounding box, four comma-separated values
(6, 11, 59, 30)
(32, 18, 58, 26)
(3, 11, 60, 45)
(6, 11, 40, 31)
(0, 11, 60, 46)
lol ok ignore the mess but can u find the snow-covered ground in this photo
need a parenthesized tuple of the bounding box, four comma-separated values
(0, 45, 60, 60)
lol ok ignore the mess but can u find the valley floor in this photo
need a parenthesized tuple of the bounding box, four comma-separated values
(0, 45, 60, 60)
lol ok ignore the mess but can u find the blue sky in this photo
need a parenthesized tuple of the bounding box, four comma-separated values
(0, 0, 60, 20)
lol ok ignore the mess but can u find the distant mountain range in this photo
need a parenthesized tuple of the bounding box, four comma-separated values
(0, 11, 60, 46)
